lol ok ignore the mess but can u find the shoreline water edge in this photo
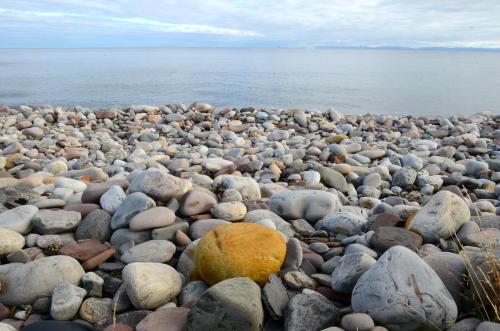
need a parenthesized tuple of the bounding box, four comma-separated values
(0, 103, 499, 331)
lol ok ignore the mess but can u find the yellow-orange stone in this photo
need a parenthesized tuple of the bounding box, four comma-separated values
(193, 223, 286, 286)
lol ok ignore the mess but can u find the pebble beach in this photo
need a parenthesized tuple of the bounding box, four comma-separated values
(0, 103, 498, 331)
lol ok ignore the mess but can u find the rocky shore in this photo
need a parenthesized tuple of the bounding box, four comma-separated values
(0, 103, 499, 331)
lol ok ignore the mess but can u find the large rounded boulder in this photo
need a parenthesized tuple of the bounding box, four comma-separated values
(352, 245, 457, 331)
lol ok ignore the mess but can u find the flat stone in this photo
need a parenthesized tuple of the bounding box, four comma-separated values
(32, 210, 81, 234)
(211, 201, 247, 221)
(59, 239, 109, 261)
(129, 207, 176, 231)
(0, 205, 38, 234)
(262, 274, 290, 320)
(121, 240, 176, 264)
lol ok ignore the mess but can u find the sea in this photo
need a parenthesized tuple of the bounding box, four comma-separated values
(1, 48, 500, 116)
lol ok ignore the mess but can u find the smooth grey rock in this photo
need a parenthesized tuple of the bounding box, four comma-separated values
(331, 252, 376, 293)
(315, 212, 367, 236)
(284, 291, 340, 331)
(187, 277, 264, 331)
(128, 168, 192, 201)
(110, 192, 156, 230)
(120, 240, 176, 264)
(0, 205, 38, 234)
(0, 256, 85, 305)
(152, 222, 189, 241)
(315, 165, 348, 192)
(352, 246, 457, 331)
(408, 190, 470, 243)
(270, 190, 342, 223)
(122, 262, 182, 310)
(50, 283, 87, 320)
(33, 210, 81, 234)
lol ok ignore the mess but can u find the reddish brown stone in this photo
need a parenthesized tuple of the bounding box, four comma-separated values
(82, 248, 116, 271)
(64, 203, 100, 218)
(23, 314, 43, 326)
(0, 303, 11, 320)
(136, 308, 189, 331)
(59, 240, 109, 261)
(315, 287, 350, 303)
(369, 213, 400, 231)
(371, 226, 423, 254)
(103, 324, 134, 331)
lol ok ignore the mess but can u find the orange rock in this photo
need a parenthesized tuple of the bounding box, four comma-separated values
(193, 223, 286, 286)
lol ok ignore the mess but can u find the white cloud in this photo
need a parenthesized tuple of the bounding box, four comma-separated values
(1, 0, 500, 47)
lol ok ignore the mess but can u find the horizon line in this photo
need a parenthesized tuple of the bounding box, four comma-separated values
(1, 45, 500, 51)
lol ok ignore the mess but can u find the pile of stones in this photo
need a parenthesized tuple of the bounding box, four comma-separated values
(0, 103, 498, 331)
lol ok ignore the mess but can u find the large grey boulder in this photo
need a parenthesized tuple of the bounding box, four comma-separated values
(270, 190, 342, 223)
(408, 190, 470, 243)
(0, 256, 85, 305)
(352, 246, 457, 331)
(187, 277, 263, 331)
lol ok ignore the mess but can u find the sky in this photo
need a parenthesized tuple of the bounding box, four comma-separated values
(1, 0, 500, 48)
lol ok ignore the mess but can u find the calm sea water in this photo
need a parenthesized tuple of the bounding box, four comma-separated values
(1, 48, 500, 115)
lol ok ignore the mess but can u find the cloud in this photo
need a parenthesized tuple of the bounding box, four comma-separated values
(1, 0, 499, 48)
(0, 8, 261, 37)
